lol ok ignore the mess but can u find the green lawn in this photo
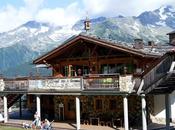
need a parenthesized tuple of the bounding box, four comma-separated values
(0, 126, 23, 130)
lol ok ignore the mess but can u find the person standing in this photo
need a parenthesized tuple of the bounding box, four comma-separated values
(32, 112, 40, 128)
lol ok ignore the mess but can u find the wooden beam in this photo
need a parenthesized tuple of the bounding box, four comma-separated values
(99, 57, 132, 64)
(60, 60, 89, 66)
(105, 49, 112, 58)
(90, 44, 97, 57)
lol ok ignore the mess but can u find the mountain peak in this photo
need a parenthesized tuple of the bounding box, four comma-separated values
(22, 21, 50, 28)
(158, 5, 175, 13)
(137, 5, 175, 28)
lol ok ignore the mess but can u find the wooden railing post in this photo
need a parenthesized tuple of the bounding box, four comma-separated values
(0, 79, 4, 91)
(81, 77, 84, 90)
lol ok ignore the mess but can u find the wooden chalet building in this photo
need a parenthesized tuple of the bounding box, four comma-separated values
(0, 31, 175, 130)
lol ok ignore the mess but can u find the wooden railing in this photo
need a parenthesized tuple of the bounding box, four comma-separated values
(0, 74, 136, 93)
(142, 55, 174, 92)
(2, 77, 82, 91)
(83, 74, 120, 90)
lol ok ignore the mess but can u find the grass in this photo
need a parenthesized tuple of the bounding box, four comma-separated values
(0, 126, 23, 130)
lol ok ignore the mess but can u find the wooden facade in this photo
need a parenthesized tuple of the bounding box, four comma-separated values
(34, 34, 160, 78)
(31, 34, 162, 124)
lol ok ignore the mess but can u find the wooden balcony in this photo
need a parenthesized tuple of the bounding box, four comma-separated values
(0, 74, 136, 94)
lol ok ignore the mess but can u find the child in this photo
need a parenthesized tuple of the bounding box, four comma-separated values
(22, 122, 31, 129)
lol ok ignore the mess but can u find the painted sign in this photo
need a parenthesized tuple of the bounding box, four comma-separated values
(4, 80, 28, 90)
(28, 78, 82, 90)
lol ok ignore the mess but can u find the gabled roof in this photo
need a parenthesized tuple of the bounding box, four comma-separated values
(167, 30, 175, 35)
(33, 34, 162, 64)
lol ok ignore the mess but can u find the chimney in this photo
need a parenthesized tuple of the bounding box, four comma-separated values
(148, 41, 154, 46)
(167, 31, 175, 45)
(133, 39, 144, 49)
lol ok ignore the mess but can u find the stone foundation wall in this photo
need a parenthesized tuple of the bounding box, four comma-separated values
(53, 95, 149, 127)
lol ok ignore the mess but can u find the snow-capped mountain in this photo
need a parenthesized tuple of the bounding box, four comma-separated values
(74, 5, 175, 43)
(137, 5, 175, 28)
(0, 5, 175, 77)
(0, 21, 80, 76)
(0, 21, 80, 51)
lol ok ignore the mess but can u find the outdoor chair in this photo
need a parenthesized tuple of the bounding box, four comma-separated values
(112, 118, 123, 128)
(99, 114, 106, 126)
(0, 113, 4, 122)
(81, 113, 89, 125)
(105, 121, 112, 127)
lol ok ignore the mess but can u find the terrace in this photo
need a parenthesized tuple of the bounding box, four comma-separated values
(0, 73, 136, 94)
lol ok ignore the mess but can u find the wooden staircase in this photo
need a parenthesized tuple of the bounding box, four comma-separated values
(0, 94, 23, 112)
(142, 53, 175, 94)
(7, 94, 23, 108)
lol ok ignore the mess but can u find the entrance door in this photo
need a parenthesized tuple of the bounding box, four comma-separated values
(59, 103, 64, 120)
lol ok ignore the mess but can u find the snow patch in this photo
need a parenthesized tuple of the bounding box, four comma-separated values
(38, 26, 49, 33)
(169, 7, 175, 12)
(156, 21, 166, 26)
(49, 27, 80, 41)
(159, 7, 167, 20)
(132, 22, 140, 32)
(30, 28, 37, 33)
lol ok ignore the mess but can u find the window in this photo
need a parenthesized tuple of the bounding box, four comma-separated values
(109, 99, 117, 110)
(101, 64, 108, 74)
(126, 64, 134, 74)
(101, 64, 118, 74)
(108, 64, 117, 73)
(68, 99, 75, 111)
(95, 99, 102, 110)
(63, 66, 69, 76)
(116, 64, 124, 74)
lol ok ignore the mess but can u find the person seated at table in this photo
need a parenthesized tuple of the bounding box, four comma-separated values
(77, 68, 82, 76)
(41, 119, 50, 130)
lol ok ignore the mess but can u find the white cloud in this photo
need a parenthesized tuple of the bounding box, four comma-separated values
(0, 0, 43, 32)
(0, 0, 174, 32)
(35, 2, 82, 26)
(82, 0, 175, 17)
(24, 0, 43, 11)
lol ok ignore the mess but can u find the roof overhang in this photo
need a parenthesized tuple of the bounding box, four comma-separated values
(33, 34, 161, 64)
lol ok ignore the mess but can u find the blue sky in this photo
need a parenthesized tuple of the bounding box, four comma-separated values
(0, 0, 174, 32)
(0, 0, 82, 8)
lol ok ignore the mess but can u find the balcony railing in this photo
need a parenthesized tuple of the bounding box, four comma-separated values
(83, 74, 120, 90)
(4, 80, 29, 91)
(0, 74, 136, 93)
(28, 77, 82, 91)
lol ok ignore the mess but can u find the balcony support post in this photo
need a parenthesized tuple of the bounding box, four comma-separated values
(123, 95, 129, 130)
(19, 96, 22, 118)
(36, 95, 41, 119)
(141, 94, 147, 130)
(3, 95, 8, 123)
(165, 94, 170, 130)
(76, 96, 80, 130)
